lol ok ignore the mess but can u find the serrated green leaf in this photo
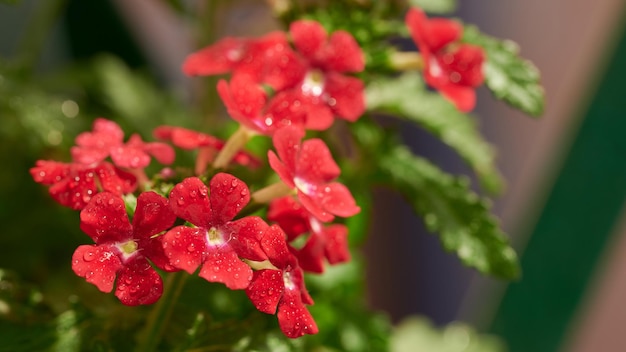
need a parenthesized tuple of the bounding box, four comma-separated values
(463, 25, 545, 116)
(366, 72, 503, 193)
(378, 144, 519, 279)
(408, 0, 457, 14)
(391, 316, 506, 352)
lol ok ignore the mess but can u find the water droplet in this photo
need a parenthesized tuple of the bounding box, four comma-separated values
(177, 198, 185, 206)
(187, 244, 195, 252)
(213, 266, 220, 272)
(85, 271, 94, 279)
(39, 171, 46, 178)
(74, 176, 80, 182)
(83, 251, 95, 262)
(231, 180, 238, 188)
(240, 188, 248, 196)
(108, 198, 115, 205)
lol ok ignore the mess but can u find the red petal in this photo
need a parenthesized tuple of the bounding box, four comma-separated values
(262, 225, 294, 269)
(298, 190, 334, 222)
(133, 191, 176, 241)
(303, 101, 334, 131)
(144, 142, 175, 165)
(143, 234, 178, 272)
(115, 259, 163, 306)
(72, 244, 123, 293)
(316, 182, 361, 218)
(272, 125, 304, 175)
(209, 173, 250, 223)
(324, 73, 365, 122)
(268, 151, 296, 189)
(267, 197, 310, 241)
(97, 162, 138, 195)
(170, 127, 222, 149)
(277, 289, 319, 338)
(182, 37, 248, 76)
(297, 139, 340, 184)
(425, 18, 462, 52)
(162, 226, 207, 274)
(198, 249, 252, 289)
(318, 30, 364, 73)
(440, 84, 477, 113)
(290, 20, 326, 60)
(323, 224, 350, 265)
(246, 269, 284, 314)
(296, 234, 325, 273)
(80, 192, 132, 243)
(217, 77, 268, 133)
(110, 145, 150, 169)
(30, 160, 70, 185)
(169, 177, 212, 227)
(227, 216, 268, 261)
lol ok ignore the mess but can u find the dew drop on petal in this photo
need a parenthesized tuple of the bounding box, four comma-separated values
(240, 188, 248, 196)
(231, 179, 238, 188)
(83, 251, 95, 262)
(187, 244, 195, 252)
(213, 266, 220, 272)
(177, 198, 185, 206)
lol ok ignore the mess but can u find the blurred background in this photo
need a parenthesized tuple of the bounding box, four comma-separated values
(1, 1, 625, 351)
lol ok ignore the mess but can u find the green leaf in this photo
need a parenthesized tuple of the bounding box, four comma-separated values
(463, 25, 545, 116)
(366, 72, 504, 193)
(391, 316, 506, 352)
(378, 143, 519, 279)
(408, 0, 457, 14)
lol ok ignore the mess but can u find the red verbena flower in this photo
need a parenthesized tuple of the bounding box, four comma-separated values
(286, 20, 366, 125)
(246, 224, 318, 338)
(268, 196, 350, 273)
(72, 118, 175, 169)
(406, 7, 485, 112)
(268, 126, 360, 222)
(72, 191, 177, 305)
(183, 32, 305, 92)
(30, 160, 136, 210)
(161, 174, 267, 289)
(217, 74, 309, 135)
(153, 125, 261, 173)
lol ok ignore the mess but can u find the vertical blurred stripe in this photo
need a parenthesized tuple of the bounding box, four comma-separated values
(489, 9, 626, 351)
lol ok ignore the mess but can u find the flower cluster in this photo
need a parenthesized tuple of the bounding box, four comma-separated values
(31, 7, 488, 339)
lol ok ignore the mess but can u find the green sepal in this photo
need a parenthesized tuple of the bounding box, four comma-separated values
(366, 72, 504, 194)
(463, 25, 545, 117)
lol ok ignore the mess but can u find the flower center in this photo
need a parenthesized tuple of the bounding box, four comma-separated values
(283, 270, 296, 291)
(294, 177, 316, 196)
(207, 226, 224, 246)
(301, 69, 325, 97)
(117, 240, 138, 261)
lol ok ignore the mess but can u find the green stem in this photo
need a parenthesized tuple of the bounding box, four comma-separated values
(388, 51, 424, 71)
(212, 125, 253, 169)
(136, 272, 188, 352)
(16, 0, 68, 73)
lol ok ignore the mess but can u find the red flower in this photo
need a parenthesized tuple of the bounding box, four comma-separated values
(268, 126, 360, 222)
(72, 191, 176, 305)
(246, 225, 318, 338)
(161, 174, 267, 289)
(217, 75, 309, 135)
(287, 20, 366, 125)
(406, 7, 485, 112)
(30, 160, 136, 210)
(268, 196, 350, 273)
(72, 118, 175, 169)
(183, 32, 305, 92)
(153, 125, 260, 172)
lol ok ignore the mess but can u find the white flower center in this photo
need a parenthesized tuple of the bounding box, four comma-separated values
(301, 69, 325, 97)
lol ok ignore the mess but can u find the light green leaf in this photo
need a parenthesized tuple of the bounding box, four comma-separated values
(408, 0, 457, 14)
(391, 316, 506, 352)
(378, 144, 519, 279)
(366, 72, 503, 193)
(463, 25, 545, 116)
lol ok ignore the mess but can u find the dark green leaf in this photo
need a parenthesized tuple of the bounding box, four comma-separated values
(407, 0, 457, 14)
(391, 316, 506, 352)
(463, 25, 545, 116)
(366, 72, 504, 193)
(377, 143, 519, 279)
